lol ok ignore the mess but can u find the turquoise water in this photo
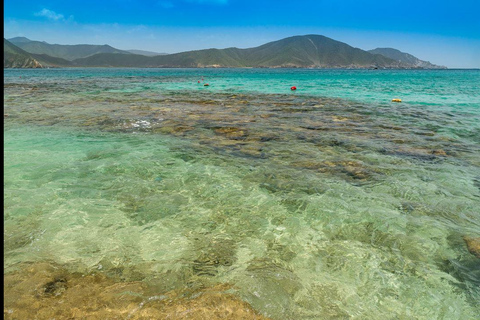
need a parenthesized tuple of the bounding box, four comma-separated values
(6, 68, 480, 108)
(4, 68, 480, 319)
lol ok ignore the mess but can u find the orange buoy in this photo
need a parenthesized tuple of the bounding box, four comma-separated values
(392, 98, 402, 102)
(291, 86, 297, 91)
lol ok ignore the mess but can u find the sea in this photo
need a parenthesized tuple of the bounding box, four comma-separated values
(4, 68, 480, 319)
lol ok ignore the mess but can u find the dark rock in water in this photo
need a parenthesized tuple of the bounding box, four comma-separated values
(463, 236, 480, 258)
(379, 147, 441, 162)
(191, 235, 237, 277)
(399, 201, 417, 214)
(154, 124, 194, 135)
(438, 258, 480, 293)
(473, 176, 480, 190)
(319, 160, 375, 181)
(43, 277, 68, 297)
(213, 126, 248, 140)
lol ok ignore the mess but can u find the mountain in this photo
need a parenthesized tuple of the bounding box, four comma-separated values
(4, 38, 43, 68)
(4, 38, 73, 68)
(240, 35, 399, 68)
(30, 53, 73, 67)
(8, 37, 131, 61)
(8, 36, 32, 43)
(73, 35, 404, 68)
(72, 52, 151, 67)
(368, 48, 446, 69)
(5, 34, 446, 69)
(126, 49, 167, 56)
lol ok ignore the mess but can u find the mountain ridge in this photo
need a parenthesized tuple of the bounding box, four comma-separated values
(368, 48, 445, 69)
(5, 35, 446, 69)
(4, 38, 73, 68)
(71, 35, 405, 68)
(8, 37, 131, 61)
(4, 39, 43, 68)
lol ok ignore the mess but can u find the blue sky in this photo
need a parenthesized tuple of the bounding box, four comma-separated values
(4, 0, 480, 68)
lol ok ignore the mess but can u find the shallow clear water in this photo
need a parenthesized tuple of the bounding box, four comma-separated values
(4, 68, 480, 319)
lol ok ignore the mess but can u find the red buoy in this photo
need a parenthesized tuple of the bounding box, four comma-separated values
(198, 80, 201, 83)
(291, 86, 297, 91)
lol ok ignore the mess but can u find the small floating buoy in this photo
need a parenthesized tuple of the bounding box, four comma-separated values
(392, 98, 402, 102)
(204, 83, 209, 86)
(291, 86, 297, 91)
(198, 80, 200, 83)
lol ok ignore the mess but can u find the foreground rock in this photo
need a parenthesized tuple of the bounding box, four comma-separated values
(4, 262, 271, 320)
(463, 236, 480, 258)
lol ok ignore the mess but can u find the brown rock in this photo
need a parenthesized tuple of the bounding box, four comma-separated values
(431, 149, 447, 156)
(4, 262, 270, 320)
(463, 236, 480, 258)
(214, 127, 247, 140)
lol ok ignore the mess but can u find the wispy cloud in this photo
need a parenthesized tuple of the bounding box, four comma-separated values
(34, 8, 71, 21)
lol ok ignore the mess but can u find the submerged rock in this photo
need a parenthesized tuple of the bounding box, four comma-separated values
(431, 149, 447, 156)
(192, 234, 237, 277)
(213, 126, 248, 140)
(463, 236, 480, 258)
(4, 262, 271, 320)
(292, 159, 376, 182)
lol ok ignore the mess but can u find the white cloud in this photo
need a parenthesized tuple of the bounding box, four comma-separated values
(34, 8, 65, 21)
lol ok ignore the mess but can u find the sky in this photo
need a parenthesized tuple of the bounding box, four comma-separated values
(4, 0, 480, 68)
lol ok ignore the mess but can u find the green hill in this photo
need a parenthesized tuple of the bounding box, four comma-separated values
(74, 35, 402, 68)
(6, 34, 445, 69)
(71, 52, 151, 67)
(368, 48, 446, 69)
(30, 53, 73, 67)
(240, 35, 397, 67)
(8, 37, 131, 61)
(4, 38, 43, 68)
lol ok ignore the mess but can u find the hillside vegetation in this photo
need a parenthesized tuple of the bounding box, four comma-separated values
(5, 35, 446, 69)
